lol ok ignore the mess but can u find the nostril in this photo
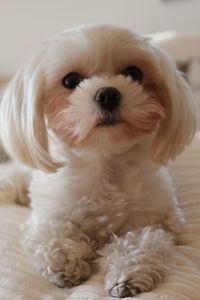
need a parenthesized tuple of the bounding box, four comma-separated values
(95, 87, 121, 112)
(99, 93, 107, 103)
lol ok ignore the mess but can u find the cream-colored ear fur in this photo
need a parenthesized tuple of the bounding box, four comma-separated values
(0, 56, 61, 172)
(151, 47, 199, 164)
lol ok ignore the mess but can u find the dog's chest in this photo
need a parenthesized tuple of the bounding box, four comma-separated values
(67, 158, 143, 241)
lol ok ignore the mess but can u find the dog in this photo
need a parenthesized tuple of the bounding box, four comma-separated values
(0, 25, 198, 298)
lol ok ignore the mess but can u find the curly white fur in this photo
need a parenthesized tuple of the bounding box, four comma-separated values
(0, 25, 198, 298)
(101, 227, 174, 297)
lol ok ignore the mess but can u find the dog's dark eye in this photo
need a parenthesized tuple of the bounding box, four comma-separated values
(122, 66, 143, 83)
(62, 73, 83, 89)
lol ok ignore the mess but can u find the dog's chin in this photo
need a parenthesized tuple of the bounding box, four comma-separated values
(55, 113, 149, 151)
(96, 115, 124, 127)
(79, 118, 143, 150)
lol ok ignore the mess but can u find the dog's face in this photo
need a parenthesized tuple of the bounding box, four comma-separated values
(0, 25, 198, 171)
(44, 26, 165, 152)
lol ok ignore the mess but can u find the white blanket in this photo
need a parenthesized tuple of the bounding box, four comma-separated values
(1, 136, 200, 300)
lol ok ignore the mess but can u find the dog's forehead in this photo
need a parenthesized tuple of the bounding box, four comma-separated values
(46, 25, 149, 75)
(78, 26, 146, 67)
(84, 26, 142, 61)
(83, 25, 140, 44)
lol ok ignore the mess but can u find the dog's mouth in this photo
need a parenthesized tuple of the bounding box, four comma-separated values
(96, 115, 124, 127)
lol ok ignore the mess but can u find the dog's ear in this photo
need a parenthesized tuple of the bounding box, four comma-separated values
(151, 47, 199, 164)
(0, 55, 62, 172)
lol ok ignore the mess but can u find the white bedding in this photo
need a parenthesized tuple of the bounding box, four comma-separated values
(1, 31, 200, 300)
(1, 136, 200, 300)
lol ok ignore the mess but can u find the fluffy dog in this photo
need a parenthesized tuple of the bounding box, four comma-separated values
(0, 25, 198, 298)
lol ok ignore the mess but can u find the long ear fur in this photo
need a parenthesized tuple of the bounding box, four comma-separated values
(151, 47, 199, 164)
(0, 55, 62, 172)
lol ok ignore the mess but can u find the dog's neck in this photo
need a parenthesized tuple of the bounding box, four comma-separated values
(48, 130, 157, 173)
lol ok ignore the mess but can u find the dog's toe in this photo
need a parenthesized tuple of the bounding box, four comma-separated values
(109, 282, 139, 298)
(54, 272, 82, 288)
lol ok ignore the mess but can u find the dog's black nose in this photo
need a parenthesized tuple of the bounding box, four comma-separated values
(95, 87, 121, 112)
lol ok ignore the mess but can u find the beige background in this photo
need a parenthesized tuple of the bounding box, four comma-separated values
(0, 0, 200, 78)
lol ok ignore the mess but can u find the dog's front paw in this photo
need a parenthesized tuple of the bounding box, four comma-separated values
(48, 254, 92, 288)
(102, 228, 173, 298)
(24, 222, 96, 288)
(36, 238, 95, 287)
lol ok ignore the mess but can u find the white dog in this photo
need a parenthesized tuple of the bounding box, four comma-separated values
(0, 25, 198, 298)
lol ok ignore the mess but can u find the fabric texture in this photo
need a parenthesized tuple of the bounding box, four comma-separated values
(1, 137, 200, 300)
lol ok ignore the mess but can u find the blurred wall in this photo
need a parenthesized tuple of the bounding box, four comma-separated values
(0, 0, 200, 78)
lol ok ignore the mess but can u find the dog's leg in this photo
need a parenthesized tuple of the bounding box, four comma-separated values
(102, 226, 174, 298)
(0, 161, 31, 205)
(23, 217, 97, 287)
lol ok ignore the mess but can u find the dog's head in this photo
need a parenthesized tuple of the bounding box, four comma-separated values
(0, 25, 198, 171)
